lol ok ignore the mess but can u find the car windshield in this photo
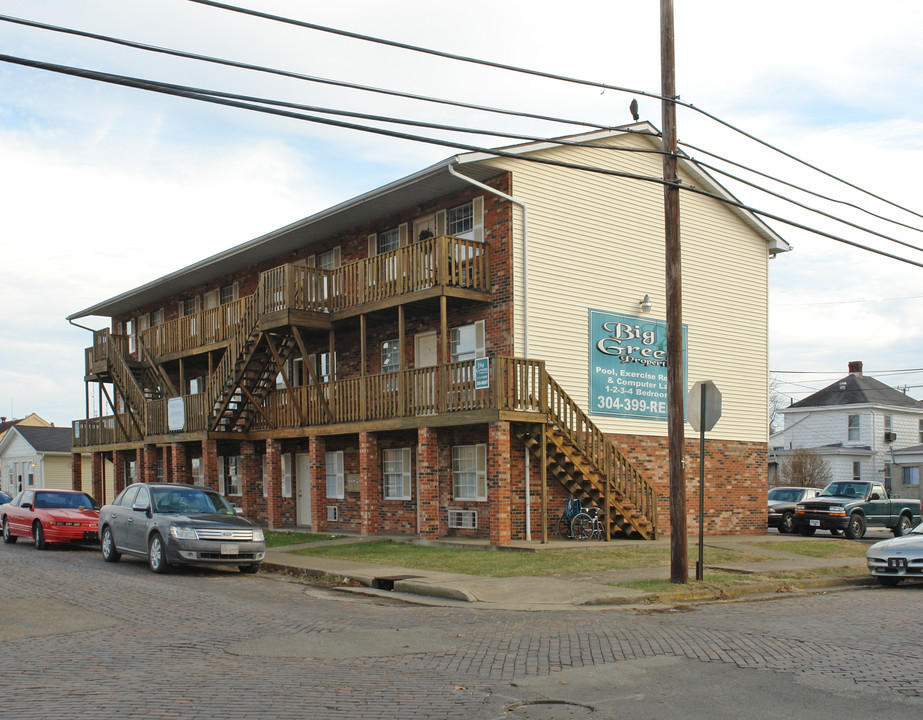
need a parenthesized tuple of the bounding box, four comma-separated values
(819, 482, 869, 499)
(33, 492, 97, 510)
(769, 488, 804, 502)
(150, 487, 235, 515)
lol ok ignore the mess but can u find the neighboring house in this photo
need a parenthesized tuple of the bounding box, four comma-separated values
(770, 361, 923, 500)
(0, 425, 93, 496)
(68, 124, 789, 543)
(0, 413, 51, 444)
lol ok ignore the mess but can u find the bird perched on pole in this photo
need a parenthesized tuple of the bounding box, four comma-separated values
(629, 99, 640, 121)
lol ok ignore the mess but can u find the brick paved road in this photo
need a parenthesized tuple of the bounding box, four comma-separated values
(2, 541, 922, 719)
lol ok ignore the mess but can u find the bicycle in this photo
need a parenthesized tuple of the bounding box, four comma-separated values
(557, 498, 583, 539)
(571, 506, 604, 541)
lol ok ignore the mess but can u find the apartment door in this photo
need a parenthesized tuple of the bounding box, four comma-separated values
(414, 331, 438, 413)
(295, 453, 311, 526)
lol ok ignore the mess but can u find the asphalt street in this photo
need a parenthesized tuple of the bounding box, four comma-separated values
(1, 538, 922, 720)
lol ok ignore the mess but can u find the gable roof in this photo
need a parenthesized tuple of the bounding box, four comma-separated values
(68, 123, 789, 321)
(0, 426, 73, 455)
(787, 372, 923, 411)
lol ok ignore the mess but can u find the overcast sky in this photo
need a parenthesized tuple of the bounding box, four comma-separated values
(1, 0, 922, 428)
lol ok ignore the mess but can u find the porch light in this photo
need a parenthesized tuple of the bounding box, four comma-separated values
(639, 295, 652, 313)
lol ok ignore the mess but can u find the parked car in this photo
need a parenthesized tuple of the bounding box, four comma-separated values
(866, 523, 923, 585)
(98, 483, 265, 574)
(794, 481, 922, 539)
(0, 491, 11, 506)
(769, 486, 819, 533)
(1, 489, 100, 548)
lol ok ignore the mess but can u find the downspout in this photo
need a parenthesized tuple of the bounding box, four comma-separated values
(447, 163, 535, 540)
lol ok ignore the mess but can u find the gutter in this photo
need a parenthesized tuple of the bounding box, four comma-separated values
(447, 162, 535, 540)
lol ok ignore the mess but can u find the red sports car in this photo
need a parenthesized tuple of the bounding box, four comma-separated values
(1, 489, 100, 549)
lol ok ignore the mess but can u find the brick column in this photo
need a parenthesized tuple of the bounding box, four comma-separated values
(91, 452, 105, 503)
(140, 446, 158, 484)
(309, 436, 326, 532)
(488, 421, 512, 546)
(171, 443, 190, 485)
(71, 453, 83, 491)
(265, 438, 282, 529)
(240, 441, 260, 518)
(113, 451, 127, 495)
(162, 446, 173, 483)
(417, 427, 440, 540)
(202, 439, 219, 490)
(359, 432, 380, 536)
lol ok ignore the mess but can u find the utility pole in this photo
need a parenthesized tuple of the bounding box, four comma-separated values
(661, 0, 688, 583)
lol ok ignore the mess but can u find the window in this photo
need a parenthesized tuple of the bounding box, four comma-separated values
(847, 415, 860, 442)
(310, 352, 335, 383)
(221, 456, 241, 496)
(903, 466, 920, 487)
(150, 308, 165, 327)
(918, 419, 923, 444)
(25, 461, 34, 488)
(325, 450, 344, 499)
(447, 202, 473, 238)
(317, 248, 340, 270)
(262, 455, 269, 498)
(450, 320, 486, 363)
(180, 297, 199, 316)
(282, 454, 293, 498)
(884, 463, 892, 492)
(126, 460, 137, 485)
(187, 377, 202, 395)
(852, 461, 862, 483)
(191, 458, 204, 486)
(885, 415, 893, 433)
(383, 448, 412, 500)
(452, 444, 487, 501)
(377, 228, 401, 254)
(382, 339, 400, 374)
(155, 460, 164, 484)
(219, 283, 237, 305)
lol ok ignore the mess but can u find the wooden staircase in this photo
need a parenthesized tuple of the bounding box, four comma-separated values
(513, 375, 657, 539)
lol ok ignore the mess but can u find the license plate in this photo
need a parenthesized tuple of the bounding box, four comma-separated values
(888, 557, 908, 570)
(809, 519, 820, 527)
(220, 543, 239, 556)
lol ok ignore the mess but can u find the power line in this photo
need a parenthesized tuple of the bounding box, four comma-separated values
(4, 51, 923, 271)
(0, 12, 610, 132)
(192, 0, 923, 225)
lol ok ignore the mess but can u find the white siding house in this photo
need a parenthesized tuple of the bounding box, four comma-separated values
(770, 361, 923, 500)
(0, 426, 87, 496)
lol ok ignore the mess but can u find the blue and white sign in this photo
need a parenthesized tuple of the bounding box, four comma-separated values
(588, 309, 687, 420)
(474, 356, 491, 390)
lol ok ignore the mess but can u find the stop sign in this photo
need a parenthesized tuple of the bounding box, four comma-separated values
(687, 380, 721, 432)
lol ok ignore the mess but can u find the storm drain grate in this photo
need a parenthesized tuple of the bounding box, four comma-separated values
(372, 575, 423, 591)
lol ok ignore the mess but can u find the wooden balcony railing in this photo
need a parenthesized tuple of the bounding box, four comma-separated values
(132, 236, 490, 358)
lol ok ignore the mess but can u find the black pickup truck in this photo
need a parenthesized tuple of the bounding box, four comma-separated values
(793, 481, 922, 540)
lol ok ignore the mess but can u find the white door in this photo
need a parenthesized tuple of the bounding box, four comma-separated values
(414, 332, 438, 413)
(296, 453, 311, 526)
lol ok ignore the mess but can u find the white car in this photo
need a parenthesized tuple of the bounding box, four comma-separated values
(866, 523, 923, 586)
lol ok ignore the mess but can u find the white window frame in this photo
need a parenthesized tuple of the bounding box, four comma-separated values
(452, 444, 487, 501)
(219, 283, 238, 306)
(382, 339, 400, 374)
(847, 414, 860, 442)
(262, 455, 269, 498)
(325, 450, 345, 499)
(383, 448, 412, 500)
(191, 457, 204, 486)
(446, 198, 483, 242)
(282, 453, 293, 498)
(223, 455, 241, 497)
(904, 466, 920, 487)
(450, 320, 486, 363)
(852, 461, 862, 483)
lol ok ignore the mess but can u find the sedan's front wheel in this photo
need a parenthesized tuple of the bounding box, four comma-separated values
(239, 564, 261, 574)
(780, 511, 795, 534)
(148, 533, 170, 574)
(33, 522, 46, 550)
(893, 515, 913, 537)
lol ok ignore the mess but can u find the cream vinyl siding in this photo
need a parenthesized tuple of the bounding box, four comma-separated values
(42, 455, 73, 490)
(477, 133, 771, 442)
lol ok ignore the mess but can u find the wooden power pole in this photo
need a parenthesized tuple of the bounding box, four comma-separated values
(661, 0, 688, 583)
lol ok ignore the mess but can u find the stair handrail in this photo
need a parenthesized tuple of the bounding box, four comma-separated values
(100, 329, 148, 433)
(543, 373, 657, 532)
(206, 289, 260, 421)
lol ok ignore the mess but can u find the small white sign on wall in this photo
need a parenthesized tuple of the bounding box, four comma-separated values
(168, 397, 186, 432)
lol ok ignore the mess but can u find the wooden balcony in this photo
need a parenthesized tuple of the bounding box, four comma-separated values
(131, 236, 490, 359)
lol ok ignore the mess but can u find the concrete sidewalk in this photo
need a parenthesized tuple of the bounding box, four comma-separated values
(261, 532, 878, 610)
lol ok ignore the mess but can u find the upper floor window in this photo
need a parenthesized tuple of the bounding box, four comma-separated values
(852, 461, 862, 482)
(450, 320, 486, 363)
(150, 308, 164, 327)
(381, 339, 400, 374)
(847, 414, 860, 442)
(317, 248, 341, 270)
(885, 415, 893, 433)
(219, 284, 237, 305)
(447, 202, 474, 238)
(918, 418, 923, 443)
(377, 228, 401, 254)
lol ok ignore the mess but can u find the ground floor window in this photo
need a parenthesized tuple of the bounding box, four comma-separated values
(282, 453, 293, 498)
(852, 461, 862, 483)
(383, 448, 412, 500)
(903, 466, 920, 487)
(326, 450, 344, 499)
(220, 456, 241, 496)
(191, 457, 204, 485)
(452, 444, 487, 501)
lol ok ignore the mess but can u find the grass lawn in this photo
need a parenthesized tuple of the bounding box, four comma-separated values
(751, 540, 869, 559)
(289, 540, 775, 578)
(263, 530, 344, 548)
